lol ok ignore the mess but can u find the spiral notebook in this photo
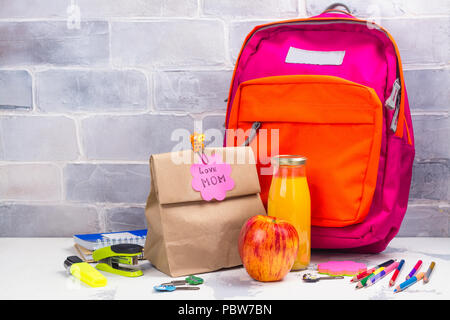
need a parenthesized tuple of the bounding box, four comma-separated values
(73, 229, 147, 251)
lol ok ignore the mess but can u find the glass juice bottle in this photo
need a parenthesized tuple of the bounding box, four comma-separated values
(268, 155, 311, 271)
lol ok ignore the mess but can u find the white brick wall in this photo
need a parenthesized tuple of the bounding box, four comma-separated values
(0, 0, 448, 236)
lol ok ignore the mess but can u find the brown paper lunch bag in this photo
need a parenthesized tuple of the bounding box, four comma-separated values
(143, 146, 266, 277)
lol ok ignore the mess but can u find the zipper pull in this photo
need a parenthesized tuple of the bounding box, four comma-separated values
(385, 78, 400, 110)
(390, 96, 400, 132)
(241, 121, 261, 146)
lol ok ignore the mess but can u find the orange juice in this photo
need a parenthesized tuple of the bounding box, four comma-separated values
(268, 155, 311, 270)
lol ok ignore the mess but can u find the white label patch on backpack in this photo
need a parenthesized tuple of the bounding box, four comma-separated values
(285, 47, 345, 65)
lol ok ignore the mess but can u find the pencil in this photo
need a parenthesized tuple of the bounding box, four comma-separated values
(389, 259, 405, 287)
(423, 262, 435, 283)
(367, 261, 399, 286)
(350, 268, 375, 282)
(355, 267, 384, 289)
(350, 259, 395, 282)
(406, 260, 422, 280)
(394, 272, 424, 293)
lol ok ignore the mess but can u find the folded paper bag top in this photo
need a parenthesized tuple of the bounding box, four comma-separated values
(144, 147, 266, 277)
(152, 147, 261, 204)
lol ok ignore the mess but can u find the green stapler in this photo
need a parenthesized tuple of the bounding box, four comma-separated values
(92, 244, 144, 277)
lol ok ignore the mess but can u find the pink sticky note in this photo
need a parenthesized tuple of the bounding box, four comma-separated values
(190, 153, 235, 201)
(318, 261, 367, 276)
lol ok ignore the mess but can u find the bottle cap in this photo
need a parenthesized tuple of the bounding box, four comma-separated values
(271, 155, 307, 166)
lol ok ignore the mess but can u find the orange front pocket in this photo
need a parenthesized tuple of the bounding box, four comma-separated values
(227, 75, 383, 227)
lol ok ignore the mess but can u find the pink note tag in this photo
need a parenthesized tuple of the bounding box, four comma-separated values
(190, 153, 235, 201)
(317, 261, 367, 276)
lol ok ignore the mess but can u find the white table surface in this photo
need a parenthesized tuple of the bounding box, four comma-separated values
(0, 237, 448, 300)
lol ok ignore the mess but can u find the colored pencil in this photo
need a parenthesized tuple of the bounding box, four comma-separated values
(350, 259, 395, 282)
(406, 260, 422, 280)
(389, 259, 405, 287)
(350, 268, 375, 282)
(394, 272, 424, 293)
(355, 267, 384, 289)
(367, 261, 399, 286)
(423, 262, 435, 283)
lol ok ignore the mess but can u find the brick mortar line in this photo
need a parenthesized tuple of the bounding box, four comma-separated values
(403, 64, 450, 70)
(108, 20, 113, 67)
(29, 68, 37, 112)
(57, 163, 65, 203)
(152, 65, 235, 71)
(98, 207, 107, 233)
(0, 109, 190, 116)
(1, 109, 448, 118)
(221, 18, 232, 66)
(0, 17, 231, 22)
(0, 63, 447, 74)
(225, 15, 450, 22)
(411, 111, 449, 116)
(0, 109, 229, 118)
(0, 200, 147, 208)
(73, 117, 85, 161)
(0, 64, 447, 72)
(145, 70, 155, 112)
(0, 14, 447, 23)
(4, 63, 443, 73)
(196, 0, 202, 17)
(2, 159, 448, 169)
(298, 0, 306, 16)
(0, 201, 97, 209)
(1, 154, 448, 166)
(408, 201, 450, 208)
(0, 161, 149, 165)
(0, 66, 235, 72)
(1, 154, 448, 165)
(0, 199, 447, 208)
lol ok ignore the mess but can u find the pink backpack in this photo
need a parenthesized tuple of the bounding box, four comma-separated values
(224, 5, 415, 253)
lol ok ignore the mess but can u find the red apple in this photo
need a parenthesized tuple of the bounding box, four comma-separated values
(238, 215, 299, 282)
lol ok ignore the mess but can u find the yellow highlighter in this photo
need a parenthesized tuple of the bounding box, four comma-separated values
(64, 256, 107, 288)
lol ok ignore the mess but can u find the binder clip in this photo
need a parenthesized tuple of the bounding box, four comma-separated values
(92, 243, 144, 277)
(190, 132, 208, 164)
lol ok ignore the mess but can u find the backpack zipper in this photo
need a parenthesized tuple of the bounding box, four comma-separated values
(386, 78, 401, 132)
(385, 78, 400, 110)
(241, 121, 261, 146)
(390, 96, 401, 132)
